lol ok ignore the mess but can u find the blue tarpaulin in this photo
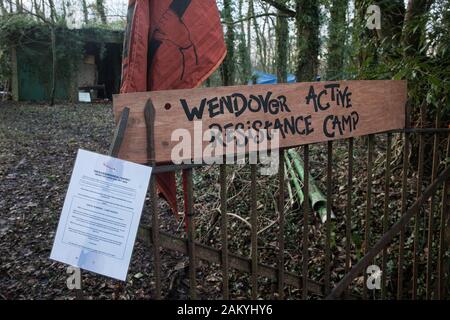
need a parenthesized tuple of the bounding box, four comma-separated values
(252, 70, 296, 84)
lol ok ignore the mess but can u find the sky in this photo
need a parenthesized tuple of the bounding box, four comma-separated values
(18, 0, 128, 25)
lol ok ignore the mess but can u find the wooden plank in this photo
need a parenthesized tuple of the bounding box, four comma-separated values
(113, 80, 407, 164)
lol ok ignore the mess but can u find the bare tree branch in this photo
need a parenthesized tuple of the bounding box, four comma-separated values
(4, 0, 50, 24)
(259, 0, 296, 17)
(221, 12, 290, 25)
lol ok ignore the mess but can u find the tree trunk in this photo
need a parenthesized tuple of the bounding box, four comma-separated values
(0, 0, 6, 15)
(45, 0, 57, 106)
(401, 0, 433, 158)
(32, 0, 40, 17)
(295, 0, 320, 81)
(82, 0, 89, 24)
(436, 0, 450, 57)
(0, 0, 5, 13)
(62, 0, 67, 21)
(15, 0, 22, 13)
(374, 0, 405, 57)
(276, 3, 288, 83)
(247, 2, 251, 61)
(48, 0, 56, 22)
(96, 0, 107, 24)
(50, 25, 56, 106)
(325, 0, 348, 80)
(237, 0, 251, 84)
(352, 0, 369, 71)
(250, 0, 264, 71)
(222, 0, 235, 86)
(260, 14, 268, 71)
(402, 0, 433, 56)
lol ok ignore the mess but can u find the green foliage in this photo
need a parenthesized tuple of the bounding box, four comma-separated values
(339, 0, 450, 122)
(236, 30, 251, 84)
(235, 0, 251, 85)
(0, 47, 10, 82)
(0, 15, 84, 85)
(221, 0, 236, 86)
(295, 0, 321, 81)
(94, 0, 107, 24)
(325, 0, 348, 80)
(276, 2, 289, 83)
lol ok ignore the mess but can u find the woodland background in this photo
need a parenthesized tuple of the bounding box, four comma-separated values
(0, 0, 449, 300)
(0, 0, 449, 118)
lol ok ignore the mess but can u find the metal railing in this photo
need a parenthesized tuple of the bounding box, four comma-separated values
(110, 103, 450, 300)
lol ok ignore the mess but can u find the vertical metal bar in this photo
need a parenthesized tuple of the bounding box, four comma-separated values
(440, 179, 449, 300)
(250, 164, 258, 299)
(382, 133, 392, 299)
(325, 141, 333, 295)
(277, 150, 285, 299)
(144, 102, 161, 299)
(437, 134, 450, 299)
(426, 107, 440, 299)
(412, 104, 426, 299)
(149, 165, 161, 299)
(363, 134, 374, 300)
(185, 168, 197, 299)
(398, 102, 411, 300)
(302, 145, 310, 299)
(220, 163, 229, 299)
(344, 138, 354, 298)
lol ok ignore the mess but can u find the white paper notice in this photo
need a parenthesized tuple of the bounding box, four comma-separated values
(50, 149, 152, 281)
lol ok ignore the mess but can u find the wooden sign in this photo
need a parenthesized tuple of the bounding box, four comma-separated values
(113, 80, 407, 164)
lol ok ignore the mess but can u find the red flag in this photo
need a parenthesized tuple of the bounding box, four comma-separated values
(120, 0, 226, 217)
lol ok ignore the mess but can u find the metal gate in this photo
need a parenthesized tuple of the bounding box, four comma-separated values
(109, 102, 449, 300)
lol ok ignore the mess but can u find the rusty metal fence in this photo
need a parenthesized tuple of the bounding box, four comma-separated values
(109, 102, 449, 300)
